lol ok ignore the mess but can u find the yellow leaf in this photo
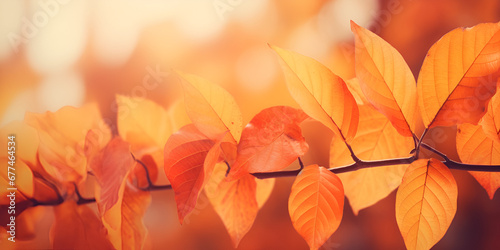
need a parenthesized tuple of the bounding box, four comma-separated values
(456, 123, 500, 199)
(417, 22, 500, 128)
(396, 158, 458, 250)
(351, 21, 417, 137)
(117, 95, 174, 156)
(271, 45, 359, 142)
(177, 71, 242, 144)
(288, 164, 344, 250)
(330, 105, 413, 214)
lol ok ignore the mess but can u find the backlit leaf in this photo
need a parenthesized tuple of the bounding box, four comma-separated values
(351, 21, 417, 137)
(271, 45, 359, 142)
(288, 164, 344, 250)
(330, 105, 412, 214)
(396, 158, 458, 250)
(25, 103, 111, 184)
(417, 22, 500, 128)
(205, 163, 259, 248)
(116, 184, 151, 250)
(50, 200, 114, 250)
(228, 106, 309, 180)
(480, 87, 500, 143)
(456, 123, 500, 199)
(178, 71, 243, 144)
(88, 137, 136, 249)
(164, 124, 222, 224)
(116, 94, 173, 157)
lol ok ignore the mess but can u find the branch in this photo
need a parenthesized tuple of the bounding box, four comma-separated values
(74, 183, 96, 205)
(251, 155, 416, 179)
(135, 157, 172, 191)
(421, 143, 500, 172)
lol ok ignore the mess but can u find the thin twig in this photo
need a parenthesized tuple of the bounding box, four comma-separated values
(74, 183, 96, 205)
(298, 157, 304, 170)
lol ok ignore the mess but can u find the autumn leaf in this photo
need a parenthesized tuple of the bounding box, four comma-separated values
(228, 106, 309, 180)
(116, 95, 191, 186)
(24, 103, 111, 184)
(417, 22, 500, 129)
(480, 87, 500, 143)
(116, 94, 174, 157)
(205, 163, 260, 248)
(177, 71, 243, 144)
(50, 200, 114, 250)
(351, 21, 417, 137)
(164, 124, 222, 224)
(456, 123, 500, 199)
(270, 45, 359, 142)
(89, 137, 135, 213)
(288, 164, 344, 250)
(330, 105, 413, 214)
(117, 184, 152, 250)
(396, 158, 458, 250)
(87, 136, 136, 250)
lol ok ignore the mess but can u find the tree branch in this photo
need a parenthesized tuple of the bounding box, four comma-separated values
(28, 143, 500, 207)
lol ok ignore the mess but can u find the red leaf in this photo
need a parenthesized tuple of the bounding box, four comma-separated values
(164, 124, 222, 224)
(88, 137, 135, 216)
(228, 106, 309, 180)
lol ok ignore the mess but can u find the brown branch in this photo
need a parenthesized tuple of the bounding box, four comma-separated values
(29, 143, 500, 207)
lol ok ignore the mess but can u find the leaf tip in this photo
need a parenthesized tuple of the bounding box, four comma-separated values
(350, 20, 359, 31)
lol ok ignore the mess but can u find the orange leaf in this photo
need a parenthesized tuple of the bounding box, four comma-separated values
(164, 124, 222, 224)
(288, 164, 344, 250)
(417, 22, 500, 128)
(25, 103, 111, 184)
(271, 45, 359, 142)
(177, 71, 242, 144)
(117, 184, 151, 250)
(50, 200, 114, 249)
(330, 105, 413, 214)
(205, 163, 259, 248)
(396, 158, 458, 250)
(0, 121, 39, 166)
(456, 123, 500, 199)
(480, 87, 500, 143)
(88, 137, 135, 243)
(351, 21, 417, 137)
(228, 106, 309, 180)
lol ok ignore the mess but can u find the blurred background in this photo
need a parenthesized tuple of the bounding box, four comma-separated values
(1, 0, 500, 249)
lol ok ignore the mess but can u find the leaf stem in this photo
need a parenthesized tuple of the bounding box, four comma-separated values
(298, 157, 304, 170)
